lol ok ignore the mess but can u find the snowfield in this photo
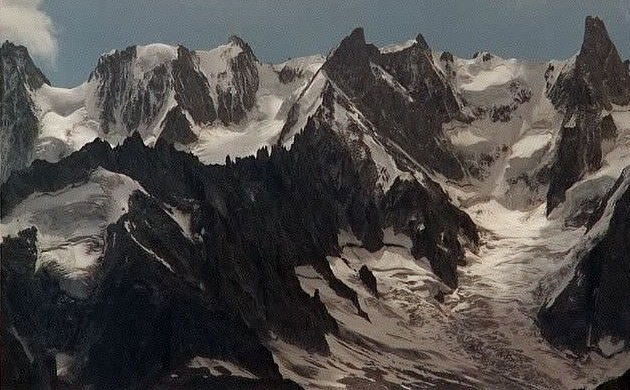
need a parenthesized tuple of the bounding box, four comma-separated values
(0, 168, 196, 298)
(510, 133, 553, 159)
(0, 168, 145, 296)
(456, 56, 524, 92)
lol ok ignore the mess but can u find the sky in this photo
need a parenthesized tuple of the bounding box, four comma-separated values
(1, 0, 629, 87)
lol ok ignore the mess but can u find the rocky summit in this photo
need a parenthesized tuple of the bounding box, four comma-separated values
(1, 14, 630, 390)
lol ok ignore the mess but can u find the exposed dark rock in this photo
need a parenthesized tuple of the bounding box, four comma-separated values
(0, 199, 292, 389)
(1, 41, 49, 89)
(596, 369, 630, 389)
(0, 227, 71, 389)
(172, 45, 217, 124)
(550, 16, 630, 110)
(0, 323, 57, 389)
(464, 81, 532, 129)
(158, 106, 198, 145)
(546, 16, 629, 214)
(90, 45, 135, 132)
(89, 44, 216, 137)
(319, 27, 466, 179)
(0, 42, 48, 182)
(283, 81, 478, 288)
(88, 36, 261, 139)
(278, 65, 300, 84)
(381, 178, 477, 288)
(1, 29, 483, 387)
(3, 129, 361, 386)
(547, 112, 617, 214)
(2, 118, 477, 342)
(434, 290, 445, 303)
(214, 36, 259, 125)
(359, 265, 378, 297)
(471, 51, 494, 62)
(539, 168, 630, 354)
(414, 33, 430, 51)
(90, 45, 173, 134)
(81, 213, 281, 388)
(439, 51, 454, 63)
(489, 104, 514, 122)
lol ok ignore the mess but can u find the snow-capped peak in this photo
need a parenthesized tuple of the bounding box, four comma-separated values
(194, 41, 243, 85)
(134, 43, 179, 75)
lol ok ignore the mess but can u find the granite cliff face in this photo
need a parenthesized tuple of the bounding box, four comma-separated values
(86, 36, 261, 142)
(0, 42, 49, 183)
(549, 17, 630, 111)
(211, 36, 260, 125)
(87, 43, 216, 138)
(539, 168, 630, 355)
(0, 219, 292, 389)
(320, 28, 467, 179)
(278, 67, 478, 287)
(546, 16, 630, 214)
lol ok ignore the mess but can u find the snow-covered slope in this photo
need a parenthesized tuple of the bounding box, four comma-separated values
(191, 50, 324, 163)
(15, 37, 323, 171)
(0, 168, 147, 297)
(0, 41, 50, 182)
(436, 51, 567, 210)
(539, 167, 630, 358)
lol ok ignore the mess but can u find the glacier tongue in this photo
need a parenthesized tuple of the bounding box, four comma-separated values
(274, 200, 629, 389)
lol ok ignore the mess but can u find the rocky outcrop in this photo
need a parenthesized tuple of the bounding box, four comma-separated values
(278, 76, 478, 287)
(89, 45, 173, 135)
(158, 106, 198, 145)
(539, 168, 630, 354)
(0, 42, 49, 182)
(359, 265, 378, 297)
(275, 55, 324, 85)
(321, 28, 467, 179)
(278, 65, 300, 84)
(214, 36, 260, 125)
(87, 43, 216, 139)
(0, 41, 49, 89)
(87, 36, 260, 140)
(172, 45, 217, 124)
(382, 177, 477, 288)
(547, 112, 617, 213)
(82, 206, 284, 388)
(0, 218, 289, 389)
(0, 127, 353, 386)
(0, 228, 59, 389)
(546, 16, 629, 214)
(2, 133, 341, 350)
(549, 17, 630, 110)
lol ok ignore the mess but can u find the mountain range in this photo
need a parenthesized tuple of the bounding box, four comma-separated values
(1, 15, 630, 389)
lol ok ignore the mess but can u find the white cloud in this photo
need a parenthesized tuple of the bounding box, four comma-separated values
(0, 0, 57, 62)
